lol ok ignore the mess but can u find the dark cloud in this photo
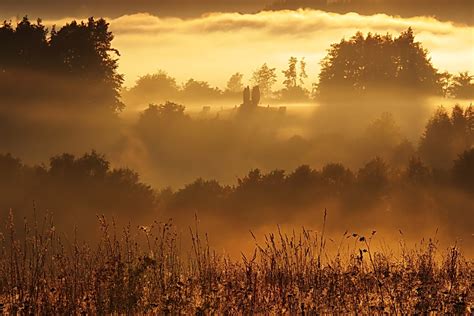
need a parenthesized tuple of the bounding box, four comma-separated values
(0, 0, 269, 20)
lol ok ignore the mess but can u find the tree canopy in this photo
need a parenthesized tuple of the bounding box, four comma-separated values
(317, 28, 442, 99)
(419, 105, 473, 169)
(252, 63, 277, 98)
(0, 16, 123, 113)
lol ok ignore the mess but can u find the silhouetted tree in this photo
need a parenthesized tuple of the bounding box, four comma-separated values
(123, 70, 179, 105)
(226, 72, 244, 93)
(171, 178, 226, 210)
(357, 157, 390, 194)
(237, 169, 263, 188)
(419, 107, 453, 169)
(279, 56, 310, 102)
(0, 16, 124, 113)
(405, 157, 431, 184)
(321, 163, 354, 192)
(419, 105, 472, 169)
(448, 72, 474, 99)
(49, 153, 77, 178)
(299, 57, 308, 86)
(252, 63, 277, 98)
(252, 86, 261, 106)
(361, 112, 402, 160)
(139, 101, 188, 124)
(181, 78, 222, 101)
(285, 165, 320, 204)
(0, 151, 156, 217)
(317, 29, 442, 99)
(390, 139, 416, 167)
(452, 149, 474, 193)
(283, 57, 298, 89)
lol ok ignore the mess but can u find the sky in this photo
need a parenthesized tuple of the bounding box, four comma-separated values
(14, 9, 474, 89)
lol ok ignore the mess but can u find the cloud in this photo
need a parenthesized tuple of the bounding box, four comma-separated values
(103, 10, 458, 36)
(42, 9, 474, 88)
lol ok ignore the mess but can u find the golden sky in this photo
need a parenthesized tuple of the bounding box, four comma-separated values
(44, 9, 474, 88)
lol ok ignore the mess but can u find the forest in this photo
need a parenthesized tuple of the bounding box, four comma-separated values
(0, 15, 473, 313)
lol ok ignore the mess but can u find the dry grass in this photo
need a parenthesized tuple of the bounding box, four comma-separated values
(0, 210, 472, 314)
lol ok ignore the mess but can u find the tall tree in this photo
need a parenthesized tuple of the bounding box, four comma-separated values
(282, 56, 298, 89)
(317, 28, 442, 99)
(452, 149, 474, 193)
(419, 106, 473, 169)
(50, 17, 124, 112)
(299, 57, 308, 86)
(0, 16, 124, 113)
(448, 72, 474, 99)
(226, 72, 244, 93)
(251, 63, 277, 98)
(123, 70, 179, 105)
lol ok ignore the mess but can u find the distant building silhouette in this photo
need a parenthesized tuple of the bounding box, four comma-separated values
(241, 86, 260, 110)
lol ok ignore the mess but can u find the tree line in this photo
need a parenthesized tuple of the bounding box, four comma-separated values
(1, 146, 472, 227)
(0, 17, 123, 113)
(1, 17, 473, 112)
(0, 151, 155, 219)
(0, 104, 472, 218)
(125, 28, 473, 107)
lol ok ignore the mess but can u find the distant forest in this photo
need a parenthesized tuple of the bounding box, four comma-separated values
(1, 143, 473, 237)
(1, 103, 472, 229)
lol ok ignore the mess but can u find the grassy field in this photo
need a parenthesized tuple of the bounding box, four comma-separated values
(0, 211, 472, 314)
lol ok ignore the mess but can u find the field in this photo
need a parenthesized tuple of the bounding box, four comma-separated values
(0, 211, 472, 314)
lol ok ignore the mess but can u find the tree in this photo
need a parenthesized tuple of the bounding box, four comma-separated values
(76, 151, 110, 178)
(172, 178, 225, 210)
(181, 78, 222, 101)
(286, 165, 319, 189)
(448, 72, 474, 99)
(252, 86, 261, 106)
(419, 105, 472, 169)
(279, 57, 311, 102)
(357, 157, 390, 194)
(49, 151, 109, 179)
(124, 70, 179, 105)
(321, 163, 354, 191)
(362, 112, 402, 159)
(299, 57, 308, 86)
(0, 16, 124, 113)
(226, 72, 244, 93)
(465, 105, 474, 140)
(317, 28, 442, 99)
(405, 157, 431, 184)
(419, 107, 454, 169)
(251, 63, 277, 98)
(282, 57, 298, 89)
(139, 101, 187, 123)
(452, 149, 474, 193)
(50, 17, 124, 112)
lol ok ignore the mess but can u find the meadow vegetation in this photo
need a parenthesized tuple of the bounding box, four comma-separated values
(0, 212, 472, 314)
